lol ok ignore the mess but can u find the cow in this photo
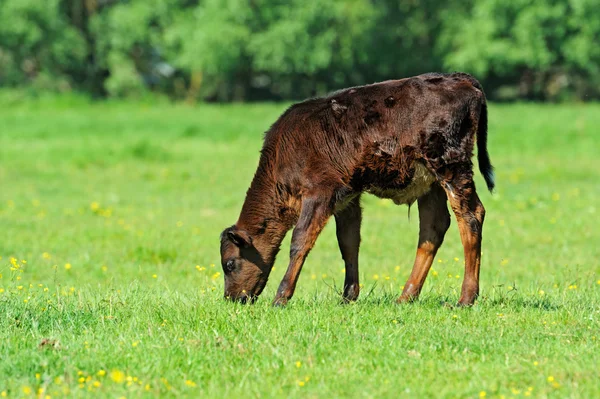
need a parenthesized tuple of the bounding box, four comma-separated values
(220, 72, 494, 307)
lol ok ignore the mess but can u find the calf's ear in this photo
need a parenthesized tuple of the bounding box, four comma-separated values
(227, 227, 253, 248)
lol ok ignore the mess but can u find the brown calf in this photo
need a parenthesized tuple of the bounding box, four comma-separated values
(220, 72, 494, 306)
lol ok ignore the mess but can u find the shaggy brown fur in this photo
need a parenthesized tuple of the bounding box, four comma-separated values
(220, 72, 494, 306)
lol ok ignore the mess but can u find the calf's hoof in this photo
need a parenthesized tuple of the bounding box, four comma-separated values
(342, 285, 360, 303)
(397, 285, 421, 304)
(457, 294, 478, 307)
(396, 294, 418, 304)
(272, 296, 289, 307)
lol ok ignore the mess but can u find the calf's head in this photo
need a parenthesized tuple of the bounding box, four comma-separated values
(219, 225, 270, 303)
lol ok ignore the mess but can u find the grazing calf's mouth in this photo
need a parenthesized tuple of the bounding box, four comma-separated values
(224, 292, 256, 304)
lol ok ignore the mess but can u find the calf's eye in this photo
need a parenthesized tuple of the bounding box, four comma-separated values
(225, 260, 236, 273)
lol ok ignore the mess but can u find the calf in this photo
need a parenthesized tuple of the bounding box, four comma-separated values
(220, 72, 494, 306)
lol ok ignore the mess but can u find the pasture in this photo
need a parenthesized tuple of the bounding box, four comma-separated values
(0, 93, 599, 398)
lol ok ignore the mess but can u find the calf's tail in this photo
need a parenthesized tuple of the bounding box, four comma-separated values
(477, 99, 495, 193)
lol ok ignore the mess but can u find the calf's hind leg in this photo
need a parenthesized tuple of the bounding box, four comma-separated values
(273, 196, 332, 306)
(443, 175, 485, 306)
(334, 196, 362, 302)
(398, 184, 450, 303)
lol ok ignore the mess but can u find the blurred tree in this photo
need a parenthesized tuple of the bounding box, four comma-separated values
(90, 0, 181, 97)
(1, 0, 599, 101)
(439, 0, 600, 100)
(0, 0, 87, 91)
(163, 0, 252, 101)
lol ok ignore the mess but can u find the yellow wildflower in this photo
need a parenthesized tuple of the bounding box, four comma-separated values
(110, 370, 125, 383)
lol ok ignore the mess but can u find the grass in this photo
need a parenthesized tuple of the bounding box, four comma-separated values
(0, 93, 599, 398)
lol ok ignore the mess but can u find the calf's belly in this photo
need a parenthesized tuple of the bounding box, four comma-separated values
(367, 163, 437, 205)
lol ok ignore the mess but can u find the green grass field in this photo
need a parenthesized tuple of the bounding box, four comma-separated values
(1, 93, 599, 398)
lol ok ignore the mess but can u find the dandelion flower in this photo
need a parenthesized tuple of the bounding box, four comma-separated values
(110, 370, 125, 383)
(65, 263, 72, 270)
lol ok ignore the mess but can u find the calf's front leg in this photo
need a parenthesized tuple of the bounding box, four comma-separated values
(273, 196, 332, 306)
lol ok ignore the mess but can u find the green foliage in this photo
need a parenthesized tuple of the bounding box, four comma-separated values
(0, 0, 87, 90)
(1, 0, 600, 100)
(441, 0, 600, 100)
